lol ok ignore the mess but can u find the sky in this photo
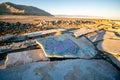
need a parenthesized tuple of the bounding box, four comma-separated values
(0, 0, 120, 19)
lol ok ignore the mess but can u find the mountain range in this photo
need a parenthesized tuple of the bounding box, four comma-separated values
(0, 2, 52, 16)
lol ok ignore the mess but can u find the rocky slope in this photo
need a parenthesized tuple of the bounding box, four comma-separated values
(0, 2, 52, 16)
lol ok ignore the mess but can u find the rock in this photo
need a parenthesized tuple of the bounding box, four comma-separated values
(2, 49, 49, 68)
(37, 33, 97, 58)
(0, 59, 119, 80)
(88, 31, 120, 42)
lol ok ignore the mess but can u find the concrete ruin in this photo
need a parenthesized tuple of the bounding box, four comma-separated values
(0, 34, 14, 42)
(37, 33, 97, 58)
(0, 40, 38, 54)
(0, 28, 120, 80)
(73, 27, 103, 37)
(0, 59, 119, 80)
(26, 29, 66, 38)
(88, 31, 120, 42)
(4, 49, 49, 68)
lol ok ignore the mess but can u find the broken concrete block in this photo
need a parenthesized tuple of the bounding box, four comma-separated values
(11, 36, 27, 42)
(0, 59, 119, 80)
(0, 60, 6, 69)
(26, 29, 66, 38)
(0, 40, 38, 54)
(97, 39, 120, 55)
(0, 34, 14, 42)
(97, 39, 120, 68)
(37, 33, 97, 58)
(88, 31, 120, 42)
(73, 27, 102, 37)
(104, 52, 120, 68)
(4, 49, 49, 67)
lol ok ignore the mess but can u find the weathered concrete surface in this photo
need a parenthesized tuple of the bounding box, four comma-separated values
(37, 33, 97, 58)
(0, 40, 37, 54)
(0, 34, 14, 42)
(97, 39, 120, 68)
(88, 31, 120, 42)
(104, 52, 120, 68)
(0, 60, 6, 69)
(97, 39, 120, 56)
(0, 49, 49, 68)
(0, 59, 119, 80)
(73, 27, 102, 38)
(26, 29, 66, 38)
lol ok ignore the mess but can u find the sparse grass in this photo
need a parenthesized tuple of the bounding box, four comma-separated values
(0, 15, 120, 37)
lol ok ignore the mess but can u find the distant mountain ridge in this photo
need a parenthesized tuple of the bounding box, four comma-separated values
(0, 2, 52, 16)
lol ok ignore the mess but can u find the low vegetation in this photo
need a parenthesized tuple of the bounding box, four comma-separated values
(0, 16, 120, 37)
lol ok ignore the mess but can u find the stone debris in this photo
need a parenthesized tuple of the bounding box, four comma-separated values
(0, 49, 49, 68)
(0, 40, 38, 54)
(37, 33, 97, 58)
(0, 21, 35, 37)
(26, 29, 66, 38)
(73, 27, 102, 38)
(0, 34, 14, 42)
(0, 59, 119, 80)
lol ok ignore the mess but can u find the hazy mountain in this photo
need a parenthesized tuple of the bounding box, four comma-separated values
(0, 2, 52, 16)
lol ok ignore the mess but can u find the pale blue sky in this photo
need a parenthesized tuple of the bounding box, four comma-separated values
(0, 0, 120, 18)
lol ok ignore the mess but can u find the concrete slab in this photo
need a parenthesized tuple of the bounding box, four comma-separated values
(0, 60, 6, 69)
(73, 27, 102, 37)
(1, 49, 49, 68)
(26, 29, 66, 38)
(0, 40, 37, 54)
(97, 39, 120, 68)
(97, 39, 120, 55)
(88, 31, 120, 42)
(37, 33, 97, 58)
(104, 52, 120, 68)
(0, 34, 14, 42)
(0, 59, 119, 80)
